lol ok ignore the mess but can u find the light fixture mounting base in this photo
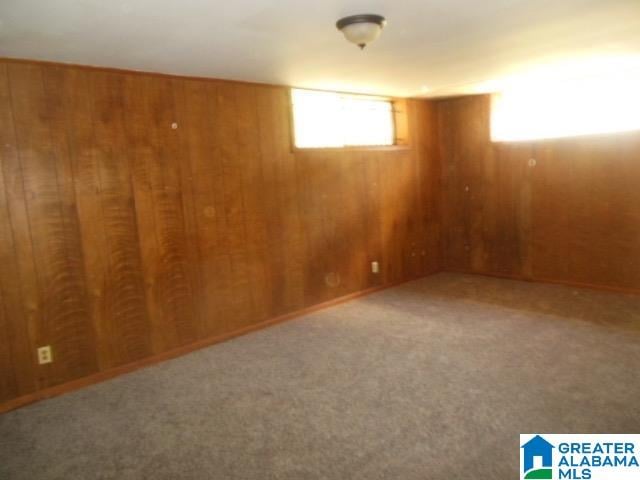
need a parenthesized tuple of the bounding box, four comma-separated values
(336, 14, 386, 31)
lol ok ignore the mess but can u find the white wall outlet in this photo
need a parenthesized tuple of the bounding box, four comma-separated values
(37, 346, 53, 365)
(371, 261, 380, 274)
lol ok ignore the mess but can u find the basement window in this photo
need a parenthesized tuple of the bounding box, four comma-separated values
(291, 88, 395, 148)
(491, 72, 640, 142)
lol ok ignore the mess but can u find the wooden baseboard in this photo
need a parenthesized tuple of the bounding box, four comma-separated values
(0, 273, 434, 414)
(445, 269, 640, 296)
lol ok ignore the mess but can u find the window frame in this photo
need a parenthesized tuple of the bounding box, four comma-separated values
(288, 88, 410, 152)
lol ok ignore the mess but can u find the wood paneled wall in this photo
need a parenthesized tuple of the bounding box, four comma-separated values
(437, 94, 640, 291)
(4, 60, 639, 408)
(0, 59, 440, 406)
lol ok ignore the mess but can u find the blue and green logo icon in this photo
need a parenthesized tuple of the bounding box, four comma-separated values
(521, 435, 555, 479)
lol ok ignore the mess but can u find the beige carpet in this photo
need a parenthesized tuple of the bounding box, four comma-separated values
(1, 273, 639, 479)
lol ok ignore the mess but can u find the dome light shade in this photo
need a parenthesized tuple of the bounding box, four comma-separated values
(336, 14, 386, 50)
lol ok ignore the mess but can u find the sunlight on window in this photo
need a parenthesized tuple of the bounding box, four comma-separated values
(491, 67, 640, 142)
(291, 89, 394, 148)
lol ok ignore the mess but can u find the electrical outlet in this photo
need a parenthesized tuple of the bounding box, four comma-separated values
(37, 346, 52, 365)
(371, 261, 380, 274)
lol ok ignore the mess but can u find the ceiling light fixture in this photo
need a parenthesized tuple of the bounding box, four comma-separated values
(336, 14, 386, 50)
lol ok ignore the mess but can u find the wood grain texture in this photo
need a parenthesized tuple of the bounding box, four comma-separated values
(438, 94, 640, 290)
(7, 63, 98, 388)
(62, 69, 153, 370)
(0, 66, 36, 400)
(0, 58, 440, 407)
(0, 64, 40, 402)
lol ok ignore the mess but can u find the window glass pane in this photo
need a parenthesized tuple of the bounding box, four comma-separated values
(491, 73, 640, 142)
(292, 89, 394, 148)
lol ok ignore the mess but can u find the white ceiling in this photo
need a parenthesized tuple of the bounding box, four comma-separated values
(1, 0, 639, 97)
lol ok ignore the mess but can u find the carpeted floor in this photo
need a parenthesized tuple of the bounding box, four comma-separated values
(1, 273, 640, 480)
